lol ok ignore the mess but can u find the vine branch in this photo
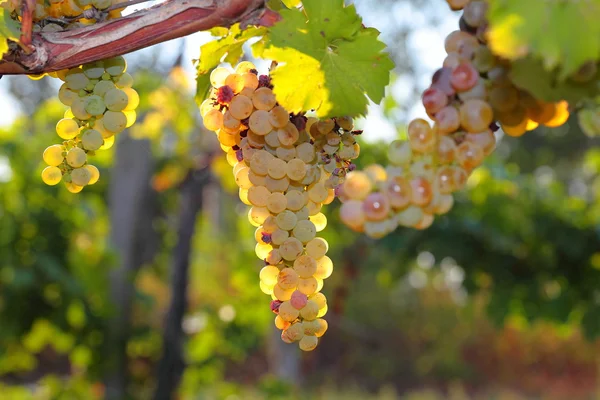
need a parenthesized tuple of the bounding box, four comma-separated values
(0, 0, 273, 75)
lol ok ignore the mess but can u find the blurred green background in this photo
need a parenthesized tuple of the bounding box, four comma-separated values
(1, 0, 600, 399)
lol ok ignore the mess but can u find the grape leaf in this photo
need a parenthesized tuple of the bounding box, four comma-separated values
(194, 24, 266, 105)
(509, 57, 600, 103)
(253, 0, 394, 118)
(487, 0, 600, 78)
(0, 3, 21, 58)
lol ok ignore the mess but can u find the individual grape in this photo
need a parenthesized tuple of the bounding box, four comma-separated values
(465, 130, 496, 156)
(124, 110, 137, 128)
(56, 118, 80, 140)
(260, 265, 280, 285)
(435, 106, 460, 134)
(266, 192, 288, 214)
(241, 72, 259, 90)
(435, 166, 455, 194)
(422, 87, 448, 115)
(450, 63, 479, 92)
(42, 166, 62, 186)
(269, 105, 289, 128)
(388, 140, 412, 165)
(81, 129, 104, 151)
(455, 141, 484, 170)
(293, 255, 317, 278)
(410, 177, 433, 206)
(252, 87, 277, 110)
(277, 123, 300, 146)
(267, 158, 287, 179)
(308, 182, 328, 203)
(452, 166, 468, 190)
(103, 111, 127, 133)
(93, 80, 116, 97)
(224, 73, 245, 93)
(437, 135, 457, 164)
(297, 277, 318, 296)
(43, 144, 64, 166)
(544, 101, 570, 128)
(273, 285, 294, 301)
(71, 97, 92, 120)
(210, 67, 230, 88)
(444, 30, 479, 57)
(282, 322, 304, 343)
(279, 237, 303, 261)
(275, 315, 291, 330)
(82, 61, 105, 79)
(362, 192, 391, 221)
(271, 229, 289, 246)
(431, 67, 456, 96)
(71, 167, 91, 186)
(123, 87, 139, 111)
(296, 142, 316, 163)
(310, 212, 327, 232)
(306, 238, 328, 259)
(247, 186, 270, 207)
(115, 72, 134, 89)
(414, 213, 435, 230)
(104, 56, 127, 76)
(104, 88, 129, 111)
(300, 300, 319, 321)
(65, 182, 84, 194)
(472, 45, 496, 73)
(65, 68, 89, 90)
(278, 301, 300, 322)
(58, 84, 77, 106)
(227, 95, 252, 120)
(256, 242, 274, 259)
(265, 175, 290, 193)
(302, 320, 321, 335)
(298, 334, 318, 351)
(342, 171, 373, 201)
(100, 135, 115, 150)
(285, 191, 308, 211)
(386, 177, 412, 209)
(286, 158, 307, 181)
(314, 256, 333, 280)
(397, 206, 424, 227)
(275, 146, 296, 162)
(310, 292, 327, 310)
(248, 206, 271, 227)
(66, 147, 87, 168)
(278, 268, 300, 291)
(290, 291, 308, 310)
(459, 99, 493, 133)
(340, 200, 366, 231)
(408, 119, 436, 153)
(314, 319, 328, 337)
(249, 110, 273, 136)
(86, 165, 100, 185)
(293, 220, 317, 243)
(463, 1, 487, 28)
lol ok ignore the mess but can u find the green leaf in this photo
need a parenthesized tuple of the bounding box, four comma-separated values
(509, 57, 600, 103)
(195, 24, 266, 105)
(487, 0, 600, 78)
(0, 4, 21, 58)
(254, 0, 394, 118)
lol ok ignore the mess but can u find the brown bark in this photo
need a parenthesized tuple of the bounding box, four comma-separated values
(0, 0, 270, 75)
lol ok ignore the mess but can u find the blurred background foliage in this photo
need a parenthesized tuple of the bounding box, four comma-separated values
(1, 0, 600, 399)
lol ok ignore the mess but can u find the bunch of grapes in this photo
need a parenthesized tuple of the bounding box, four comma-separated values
(41, 56, 139, 192)
(338, 0, 571, 238)
(199, 62, 361, 351)
(2, 0, 123, 27)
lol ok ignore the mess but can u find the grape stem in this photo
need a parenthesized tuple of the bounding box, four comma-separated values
(19, 0, 36, 53)
(0, 0, 279, 75)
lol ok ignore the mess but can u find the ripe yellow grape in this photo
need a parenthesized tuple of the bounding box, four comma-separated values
(56, 118, 80, 140)
(100, 135, 115, 150)
(43, 145, 64, 166)
(203, 109, 224, 131)
(123, 88, 139, 111)
(66, 147, 87, 168)
(42, 166, 62, 185)
(104, 88, 129, 111)
(65, 182, 84, 193)
(86, 165, 100, 185)
(103, 111, 127, 133)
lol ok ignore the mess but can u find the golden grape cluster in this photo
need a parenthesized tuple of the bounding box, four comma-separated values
(41, 58, 138, 192)
(338, 0, 570, 238)
(2, 0, 123, 27)
(200, 62, 361, 351)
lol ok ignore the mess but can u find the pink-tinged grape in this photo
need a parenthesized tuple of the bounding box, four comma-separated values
(408, 119, 436, 153)
(282, 322, 304, 342)
(314, 319, 328, 337)
(437, 136, 457, 164)
(43, 145, 64, 166)
(42, 166, 62, 186)
(397, 206, 424, 227)
(414, 213, 435, 230)
(463, 1, 487, 28)
(293, 220, 317, 243)
(300, 300, 319, 321)
(229, 95, 253, 120)
(386, 177, 412, 210)
(56, 118, 79, 140)
(275, 315, 291, 330)
(252, 87, 277, 110)
(273, 284, 294, 301)
(388, 140, 412, 165)
(465, 130, 496, 156)
(279, 301, 300, 322)
(410, 177, 433, 206)
(443, 52, 462, 69)
(340, 200, 366, 230)
(290, 291, 308, 310)
(453, 166, 468, 190)
(422, 87, 448, 115)
(431, 67, 455, 96)
(299, 334, 318, 351)
(305, 238, 328, 259)
(450, 63, 479, 92)
(456, 141, 485, 170)
(249, 110, 272, 135)
(459, 99, 493, 133)
(435, 166, 455, 194)
(279, 237, 304, 261)
(342, 171, 373, 201)
(362, 192, 391, 221)
(278, 268, 300, 291)
(435, 106, 460, 134)
(444, 30, 479, 59)
(297, 277, 318, 295)
(314, 256, 333, 280)
(293, 255, 317, 278)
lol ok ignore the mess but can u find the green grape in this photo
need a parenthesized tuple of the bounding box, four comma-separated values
(103, 111, 127, 133)
(43, 144, 64, 166)
(56, 118, 80, 140)
(81, 129, 104, 150)
(84, 95, 107, 116)
(93, 80, 116, 97)
(123, 87, 139, 111)
(104, 88, 128, 111)
(71, 167, 91, 186)
(65, 68, 90, 91)
(41, 166, 62, 186)
(115, 72, 133, 89)
(104, 56, 126, 76)
(66, 147, 87, 168)
(58, 84, 78, 106)
(86, 165, 100, 185)
(82, 61, 105, 79)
